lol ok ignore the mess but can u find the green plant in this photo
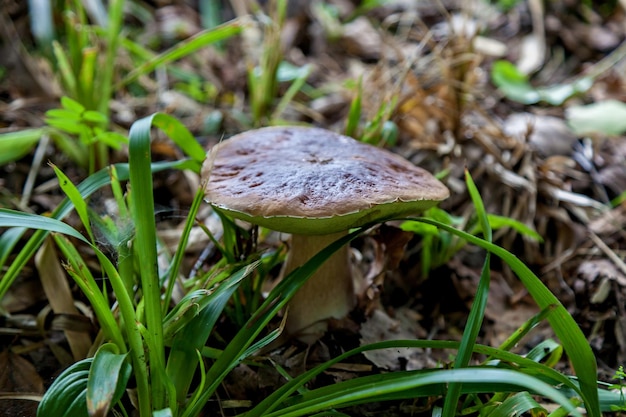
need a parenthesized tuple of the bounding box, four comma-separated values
(609, 366, 626, 411)
(45, 96, 128, 172)
(343, 73, 400, 147)
(50, 0, 125, 169)
(244, 1, 312, 126)
(0, 1, 242, 174)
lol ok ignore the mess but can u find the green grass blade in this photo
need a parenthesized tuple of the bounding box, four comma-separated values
(0, 209, 91, 244)
(271, 63, 311, 121)
(53, 234, 125, 349)
(77, 47, 97, 109)
(162, 185, 205, 306)
(126, 112, 208, 410)
(132, 112, 207, 165)
(181, 228, 366, 417)
(50, 163, 96, 243)
(0, 227, 25, 271)
(496, 305, 552, 352)
(344, 77, 362, 138)
(128, 114, 167, 409)
(484, 391, 542, 417)
(0, 128, 44, 165)
(1, 211, 150, 415)
(412, 216, 601, 417)
(266, 368, 582, 417)
(52, 40, 78, 97)
(98, 0, 124, 117)
(166, 261, 260, 404)
(246, 338, 586, 417)
(443, 169, 494, 414)
(118, 21, 243, 88)
(0, 160, 191, 304)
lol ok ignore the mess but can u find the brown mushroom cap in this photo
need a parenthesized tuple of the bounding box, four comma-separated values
(203, 126, 449, 233)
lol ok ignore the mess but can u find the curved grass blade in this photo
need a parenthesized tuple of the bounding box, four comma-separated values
(0, 208, 151, 415)
(245, 338, 585, 417)
(443, 169, 492, 415)
(118, 21, 243, 89)
(166, 261, 260, 404)
(181, 228, 367, 417)
(265, 368, 582, 417)
(0, 160, 191, 301)
(413, 216, 601, 416)
(0, 128, 44, 165)
(126, 112, 208, 410)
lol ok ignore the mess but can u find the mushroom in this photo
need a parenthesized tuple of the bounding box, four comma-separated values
(202, 126, 449, 342)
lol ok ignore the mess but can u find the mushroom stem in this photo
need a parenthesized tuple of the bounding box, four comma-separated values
(282, 231, 354, 342)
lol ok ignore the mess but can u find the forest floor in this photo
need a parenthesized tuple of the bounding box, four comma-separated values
(1, 0, 626, 416)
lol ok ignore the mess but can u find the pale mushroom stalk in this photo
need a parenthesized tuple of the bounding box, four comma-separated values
(282, 232, 353, 342)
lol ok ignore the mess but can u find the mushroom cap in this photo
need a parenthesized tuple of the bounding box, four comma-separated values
(202, 126, 449, 235)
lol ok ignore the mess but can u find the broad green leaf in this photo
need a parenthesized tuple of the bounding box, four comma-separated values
(46, 117, 88, 135)
(87, 343, 131, 417)
(0, 128, 44, 165)
(82, 110, 108, 125)
(93, 131, 128, 149)
(46, 108, 82, 120)
(491, 60, 539, 104)
(37, 358, 92, 417)
(491, 60, 592, 105)
(61, 96, 86, 114)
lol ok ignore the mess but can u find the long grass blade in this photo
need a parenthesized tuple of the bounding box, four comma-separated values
(181, 228, 366, 417)
(0, 160, 191, 302)
(413, 217, 601, 416)
(53, 234, 125, 349)
(128, 115, 167, 409)
(166, 261, 260, 404)
(118, 21, 243, 88)
(266, 368, 582, 417)
(126, 112, 209, 410)
(443, 169, 493, 414)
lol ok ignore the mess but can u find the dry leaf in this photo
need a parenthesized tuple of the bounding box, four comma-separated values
(0, 350, 44, 416)
(35, 238, 92, 360)
(359, 308, 433, 371)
